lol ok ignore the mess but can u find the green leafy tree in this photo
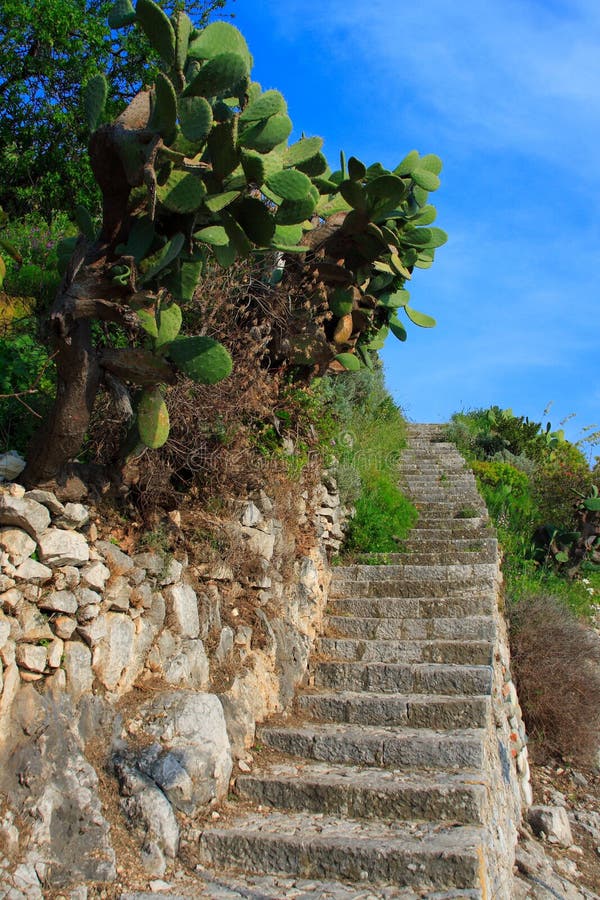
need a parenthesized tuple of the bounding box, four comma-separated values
(0, 0, 225, 217)
(22, 2, 447, 486)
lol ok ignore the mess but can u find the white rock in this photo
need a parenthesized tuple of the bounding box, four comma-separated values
(163, 638, 209, 689)
(17, 602, 53, 641)
(240, 501, 263, 527)
(0, 452, 26, 481)
(16, 643, 47, 673)
(14, 559, 53, 583)
(0, 494, 50, 537)
(47, 638, 64, 669)
(163, 583, 200, 638)
(24, 488, 65, 515)
(80, 561, 110, 590)
(38, 528, 89, 567)
(92, 612, 135, 691)
(39, 589, 78, 615)
(57, 502, 90, 528)
(0, 527, 36, 565)
(53, 615, 77, 640)
(63, 640, 94, 701)
(528, 805, 573, 847)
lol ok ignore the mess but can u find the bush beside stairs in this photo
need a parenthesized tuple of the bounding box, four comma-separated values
(195, 424, 521, 899)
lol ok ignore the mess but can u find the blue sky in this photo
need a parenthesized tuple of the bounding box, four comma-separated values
(232, 0, 599, 448)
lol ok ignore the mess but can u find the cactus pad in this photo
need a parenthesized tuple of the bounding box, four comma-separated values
(138, 387, 170, 449)
(266, 169, 312, 201)
(274, 194, 317, 225)
(179, 95, 213, 143)
(194, 225, 229, 246)
(156, 170, 206, 213)
(83, 74, 108, 132)
(233, 197, 275, 245)
(136, 0, 176, 65)
(389, 314, 408, 341)
(184, 53, 249, 98)
(149, 73, 177, 143)
(394, 150, 420, 176)
(187, 21, 251, 67)
(285, 136, 323, 167)
(240, 90, 287, 123)
(411, 167, 440, 191)
(405, 306, 436, 327)
(334, 352, 361, 372)
(168, 336, 233, 384)
(239, 114, 293, 153)
(156, 302, 183, 348)
(108, 0, 136, 28)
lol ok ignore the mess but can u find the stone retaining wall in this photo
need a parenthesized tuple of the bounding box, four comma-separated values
(0, 477, 347, 891)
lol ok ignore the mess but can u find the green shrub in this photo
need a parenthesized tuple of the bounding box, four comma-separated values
(343, 472, 417, 553)
(0, 328, 56, 452)
(532, 441, 593, 530)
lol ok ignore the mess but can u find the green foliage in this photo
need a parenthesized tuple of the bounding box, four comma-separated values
(343, 473, 417, 554)
(0, 329, 56, 453)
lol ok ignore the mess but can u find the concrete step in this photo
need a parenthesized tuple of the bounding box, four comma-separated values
(296, 691, 490, 729)
(198, 810, 486, 891)
(236, 762, 489, 825)
(258, 722, 486, 770)
(313, 661, 493, 696)
(316, 637, 493, 666)
(327, 594, 498, 619)
(325, 614, 496, 642)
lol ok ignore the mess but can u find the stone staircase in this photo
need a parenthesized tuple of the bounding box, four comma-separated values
(195, 424, 520, 898)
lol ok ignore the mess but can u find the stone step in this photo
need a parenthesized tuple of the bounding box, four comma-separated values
(329, 576, 498, 600)
(332, 562, 497, 582)
(236, 762, 489, 825)
(327, 594, 498, 619)
(257, 722, 486, 770)
(316, 637, 493, 666)
(313, 661, 493, 696)
(408, 524, 493, 539)
(197, 811, 486, 892)
(296, 691, 490, 729)
(325, 614, 496, 642)
(367, 549, 496, 565)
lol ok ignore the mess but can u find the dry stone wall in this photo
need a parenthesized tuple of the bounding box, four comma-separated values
(0, 476, 347, 893)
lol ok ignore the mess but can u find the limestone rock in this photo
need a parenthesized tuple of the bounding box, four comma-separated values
(52, 616, 77, 640)
(38, 529, 89, 567)
(56, 502, 89, 529)
(164, 582, 200, 638)
(527, 804, 573, 847)
(24, 489, 65, 516)
(16, 603, 53, 642)
(92, 612, 135, 692)
(95, 541, 134, 575)
(16, 643, 47, 673)
(240, 501, 263, 527)
(14, 559, 53, 583)
(104, 575, 131, 612)
(113, 756, 179, 861)
(0, 527, 36, 566)
(0, 451, 26, 482)
(0, 495, 50, 538)
(125, 691, 232, 815)
(163, 638, 209, 689)
(39, 590, 77, 615)
(80, 561, 110, 591)
(62, 641, 94, 701)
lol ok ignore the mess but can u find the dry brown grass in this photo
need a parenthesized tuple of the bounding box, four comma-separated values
(508, 593, 600, 764)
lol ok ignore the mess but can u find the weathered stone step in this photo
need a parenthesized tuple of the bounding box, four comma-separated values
(257, 722, 486, 770)
(296, 690, 490, 729)
(329, 576, 498, 600)
(327, 594, 497, 619)
(408, 524, 492, 539)
(333, 562, 497, 582)
(368, 549, 496, 565)
(236, 762, 489, 825)
(313, 661, 493, 696)
(198, 811, 486, 892)
(316, 637, 493, 666)
(325, 614, 496, 642)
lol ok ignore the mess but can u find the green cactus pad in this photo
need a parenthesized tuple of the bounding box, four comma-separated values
(168, 257, 203, 302)
(174, 11, 192, 72)
(156, 302, 182, 349)
(204, 190, 240, 212)
(329, 288, 354, 317)
(389, 253, 412, 279)
(412, 185, 430, 207)
(148, 73, 177, 142)
(138, 387, 170, 449)
(83, 74, 108, 132)
(335, 352, 361, 372)
(178, 95, 212, 143)
(273, 223, 303, 246)
(275, 194, 317, 225)
(233, 197, 275, 245)
(195, 225, 229, 246)
(339, 180, 368, 211)
(405, 305, 436, 327)
(394, 150, 420, 176)
(295, 152, 327, 177)
(207, 121, 239, 179)
(109, 0, 136, 28)
(348, 156, 367, 181)
(241, 150, 266, 185)
(222, 211, 252, 257)
(411, 167, 440, 191)
(74, 205, 95, 241)
(239, 114, 293, 153)
(184, 52, 249, 98)
(424, 227, 448, 248)
(367, 324, 389, 350)
(136, 0, 176, 66)
(389, 314, 408, 341)
(168, 335, 233, 384)
(378, 289, 410, 309)
(312, 176, 338, 194)
(156, 170, 206, 213)
(284, 136, 323, 167)
(239, 89, 287, 123)
(266, 169, 312, 201)
(400, 227, 432, 247)
(187, 21, 251, 66)
(141, 233, 185, 283)
(116, 216, 155, 263)
(137, 309, 158, 339)
(414, 249, 434, 269)
(420, 154, 443, 174)
(411, 205, 437, 225)
(366, 174, 407, 210)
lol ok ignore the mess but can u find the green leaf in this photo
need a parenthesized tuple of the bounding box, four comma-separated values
(168, 335, 233, 384)
(184, 52, 249, 98)
(141, 233, 185, 283)
(420, 154, 443, 174)
(335, 352, 361, 371)
(117, 216, 155, 263)
(389, 315, 407, 341)
(156, 302, 182, 348)
(275, 194, 317, 225)
(149, 73, 177, 142)
(83, 74, 108, 132)
(174, 11, 192, 72)
(405, 306, 436, 328)
(187, 21, 251, 66)
(339, 180, 368, 211)
(394, 150, 420, 176)
(378, 290, 410, 309)
(136, 0, 176, 65)
(156, 169, 206, 213)
(366, 325, 389, 350)
(273, 223, 303, 246)
(285, 136, 324, 167)
(213, 243, 237, 267)
(138, 386, 170, 449)
(584, 498, 600, 511)
(555, 551, 569, 563)
(168, 256, 203, 302)
(411, 167, 440, 191)
(137, 309, 158, 339)
(74, 205, 95, 241)
(234, 197, 275, 245)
